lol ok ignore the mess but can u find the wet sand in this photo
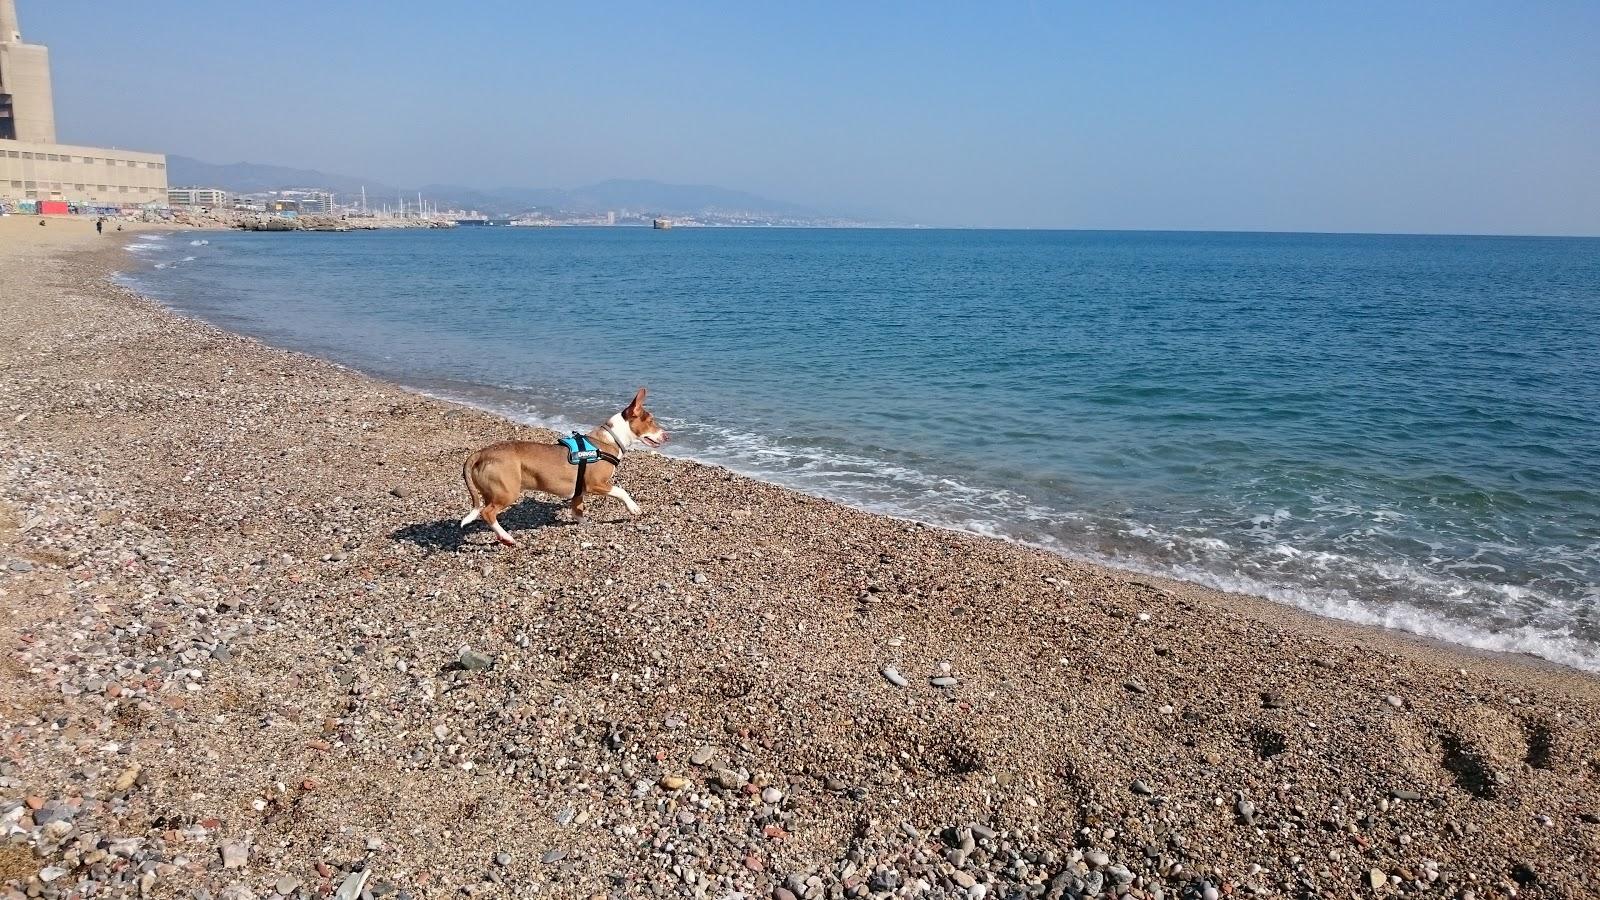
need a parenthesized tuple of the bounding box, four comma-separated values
(2, 217, 1597, 899)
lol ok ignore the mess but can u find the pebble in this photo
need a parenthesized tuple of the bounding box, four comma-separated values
(761, 786, 784, 804)
(221, 842, 249, 869)
(334, 871, 369, 900)
(930, 675, 959, 688)
(1368, 868, 1386, 889)
(458, 647, 494, 671)
(1391, 788, 1423, 801)
(690, 746, 717, 766)
(1131, 779, 1154, 796)
(495, 852, 511, 867)
(1385, 695, 1405, 708)
(541, 849, 566, 864)
(881, 666, 909, 687)
(659, 775, 688, 791)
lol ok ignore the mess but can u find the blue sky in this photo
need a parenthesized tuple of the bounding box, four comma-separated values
(25, 1, 1600, 233)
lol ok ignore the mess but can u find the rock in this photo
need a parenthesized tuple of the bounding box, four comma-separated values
(38, 866, 69, 883)
(541, 849, 566, 864)
(715, 768, 747, 789)
(458, 648, 493, 671)
(221, 842, 249, 869)
(930, 676, 959, 688)
(334, 870, 369, 900)
(1236, 800, 1256, 826)
(275, 876, 301, 895)
(692, 572, 707, 584)
(494, 852, 511, 867)
(824, 776, 847, 792)
(690, 746, 716, 766)
(773, 889, 798, 900)
(1390, 788, 1423, 801)
(659, 775, 688, 791)
(1131, 779, 1154, 795)
(1368, 868, 1385, 890)
(6, 559, 33, 573)
(882, 666, 908, 687)
(1085, 850, 1110, 868)
(1385, 695, 1405, 708)
(761, 786, 783, 804)
(114, 763, 142, 792)
(388, 487, 409, 498)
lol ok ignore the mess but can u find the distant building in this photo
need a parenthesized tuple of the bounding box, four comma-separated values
(0, 0, 167, 207)
(606, 210, 616, 226)
(276, 189, 334, 214)
(168, 187, 228, 208)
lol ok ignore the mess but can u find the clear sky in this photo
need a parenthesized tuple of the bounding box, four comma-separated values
(24, 1, 1600, 234)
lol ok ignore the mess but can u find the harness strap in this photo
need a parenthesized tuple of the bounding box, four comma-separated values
(569, 432, 623, 501)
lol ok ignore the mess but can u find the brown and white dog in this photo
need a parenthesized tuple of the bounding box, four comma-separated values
(459, 388, 668, 546)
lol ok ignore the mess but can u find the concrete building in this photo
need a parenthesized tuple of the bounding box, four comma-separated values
(0, 0, 166, 208)
(168, 187, 228, 208)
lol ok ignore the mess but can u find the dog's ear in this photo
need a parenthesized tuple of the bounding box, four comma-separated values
(625, 387, 647, 414)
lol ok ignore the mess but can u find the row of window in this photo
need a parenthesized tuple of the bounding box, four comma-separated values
(8, 179, 158, 193)
(1, 149, 165, 169)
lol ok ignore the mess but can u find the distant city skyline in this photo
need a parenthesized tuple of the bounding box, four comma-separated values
(27, 1, 1600, 235)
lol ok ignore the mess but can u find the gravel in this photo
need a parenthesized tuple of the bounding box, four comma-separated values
(3, 224, 1600, 899)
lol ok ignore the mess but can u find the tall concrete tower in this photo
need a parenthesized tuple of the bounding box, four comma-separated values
(0, 0, 58, 143)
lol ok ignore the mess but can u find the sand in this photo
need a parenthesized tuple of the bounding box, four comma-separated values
(1, 216, 1597, 900)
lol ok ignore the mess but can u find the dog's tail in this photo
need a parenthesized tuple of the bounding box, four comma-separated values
(460, 451, 483, 527)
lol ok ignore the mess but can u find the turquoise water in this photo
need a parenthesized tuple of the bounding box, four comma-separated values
(123, 228, 1600, 670)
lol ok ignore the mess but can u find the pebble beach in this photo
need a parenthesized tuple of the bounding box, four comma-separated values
(2, 218, 1598, 900)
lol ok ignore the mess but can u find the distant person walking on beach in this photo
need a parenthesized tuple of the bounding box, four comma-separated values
(96, 217, 104, 234)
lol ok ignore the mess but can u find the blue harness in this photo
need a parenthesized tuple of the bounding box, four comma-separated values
(558, 433, 604, 465)
(557, 432, 622, 500)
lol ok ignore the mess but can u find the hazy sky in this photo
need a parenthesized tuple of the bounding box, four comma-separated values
(25, 1, 1600, 233)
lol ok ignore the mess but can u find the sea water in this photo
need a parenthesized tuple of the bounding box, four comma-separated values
(123, 228, 1600, 670)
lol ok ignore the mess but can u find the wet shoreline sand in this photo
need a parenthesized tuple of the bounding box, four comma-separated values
(3, 217, 1597, 899)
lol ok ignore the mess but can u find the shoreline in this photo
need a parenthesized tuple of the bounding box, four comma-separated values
(3, 217, 1599, 899)
(118, 228, 1594, 684)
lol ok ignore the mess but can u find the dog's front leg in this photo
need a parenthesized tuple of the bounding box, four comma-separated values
(606, 485, 642, 516)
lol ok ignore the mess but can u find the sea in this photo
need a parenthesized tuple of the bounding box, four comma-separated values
(121, 228, 1600, 672)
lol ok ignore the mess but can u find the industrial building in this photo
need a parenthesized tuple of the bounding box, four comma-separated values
(0, 0, 167, 208)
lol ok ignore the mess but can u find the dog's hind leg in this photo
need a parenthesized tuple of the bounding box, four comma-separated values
(460, 508, 481, 527)
(481, 505, 519, 547)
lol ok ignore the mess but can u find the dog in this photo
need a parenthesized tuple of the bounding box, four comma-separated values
(459, 388, 668, 546)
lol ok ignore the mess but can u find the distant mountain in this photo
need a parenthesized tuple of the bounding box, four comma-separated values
(167, 156, 396, 198)
(167, 156, 825, 219)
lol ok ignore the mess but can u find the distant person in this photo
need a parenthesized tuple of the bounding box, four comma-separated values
(116, 223, 123, 232)
(96, 217, 104, 235)
(38, 219, 45, 226)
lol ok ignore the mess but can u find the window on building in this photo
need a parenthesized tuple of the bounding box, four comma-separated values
(74, 184, 85, 190)
(24, 180, 35, 188)
(20, 152, 34, 159)
(8, 180, 19, 188)
(97, 184, 107, 191)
